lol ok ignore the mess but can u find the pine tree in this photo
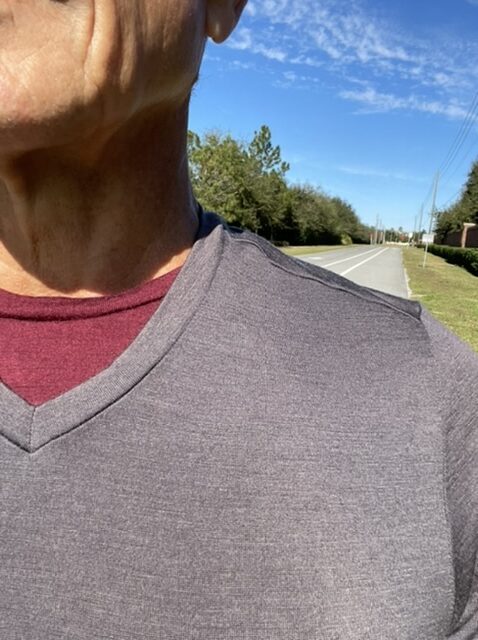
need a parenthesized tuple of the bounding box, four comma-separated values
(461, 160, 478, 224)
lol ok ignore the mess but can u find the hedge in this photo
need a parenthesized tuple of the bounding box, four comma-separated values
(427, 244, 478, 277)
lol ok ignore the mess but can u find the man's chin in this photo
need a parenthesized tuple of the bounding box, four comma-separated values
(0, 105, 104, 158)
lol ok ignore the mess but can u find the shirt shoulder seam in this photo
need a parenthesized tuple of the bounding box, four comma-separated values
(228, 230, 424, 325)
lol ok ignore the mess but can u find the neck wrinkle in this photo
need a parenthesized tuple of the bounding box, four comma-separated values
(0, 103, 199, 297)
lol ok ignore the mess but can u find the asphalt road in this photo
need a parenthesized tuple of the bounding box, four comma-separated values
(297, 245, 409, 299)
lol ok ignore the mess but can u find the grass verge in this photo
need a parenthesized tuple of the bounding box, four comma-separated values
(402, 247, 478, 353)
(282, 245, 350, 256)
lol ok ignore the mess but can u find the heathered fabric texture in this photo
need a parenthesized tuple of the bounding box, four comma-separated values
(1, 211, 477, 639)
(0, 266, 180, 405)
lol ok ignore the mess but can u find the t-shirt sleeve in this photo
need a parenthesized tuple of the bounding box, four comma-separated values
(421, 307, 478, 637)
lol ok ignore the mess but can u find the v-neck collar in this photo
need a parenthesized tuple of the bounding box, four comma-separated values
(0, 212, 225, 454)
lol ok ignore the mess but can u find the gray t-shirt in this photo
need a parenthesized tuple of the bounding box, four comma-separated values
(1, 211, 477, 639)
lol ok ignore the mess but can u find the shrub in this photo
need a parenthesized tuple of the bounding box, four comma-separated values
(427, 244, 478, 277)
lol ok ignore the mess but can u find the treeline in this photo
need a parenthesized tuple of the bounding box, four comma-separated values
(188, 125, 371, 245)
(435, 159, 478, 243)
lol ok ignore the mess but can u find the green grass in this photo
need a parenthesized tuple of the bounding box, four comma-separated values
(281, 244, 350, 256)
(402, 247, 478, 353)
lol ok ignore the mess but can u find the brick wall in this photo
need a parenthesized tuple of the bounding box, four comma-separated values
(442, 226, 478, 247)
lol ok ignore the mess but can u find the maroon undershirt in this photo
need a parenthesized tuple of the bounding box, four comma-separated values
(0, 268, 180, 406)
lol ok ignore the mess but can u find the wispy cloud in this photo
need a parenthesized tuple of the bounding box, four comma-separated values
(228, 27, 287, 62)
(340, 87, 468, 120)
(227, 0, 478, 120)
(274, 70, 323, 90)
(244, 2, 257, 16)
(336, 164, 427, 183)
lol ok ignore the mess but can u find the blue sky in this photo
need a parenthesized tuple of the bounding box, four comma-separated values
(189, 0, 478, 232)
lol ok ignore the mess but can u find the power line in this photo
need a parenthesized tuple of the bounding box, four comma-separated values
(439, 136, 478, 193)
(428, 172, 440, 233)
(418, 90, 478, 219)
(437, 187, 462, 211)
(438, 90, 478, 179)
(421, 178, 435, 210)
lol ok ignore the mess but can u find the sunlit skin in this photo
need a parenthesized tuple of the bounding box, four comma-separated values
(0, 0, 246, 296)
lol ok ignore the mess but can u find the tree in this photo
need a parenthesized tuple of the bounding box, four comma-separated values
(248, 125, 290, 176)
(461, 160, 478, 224)
(329, 197, 370, 244)
(247, 126, 290, 240)
(188, 130, 259, 230)
(188, 125, 369, 246)
(435, 202, 466, 243)
(434, 158, 478, 243)
(287, 184, 342, 245)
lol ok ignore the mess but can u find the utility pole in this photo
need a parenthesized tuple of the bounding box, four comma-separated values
(423, 174, 439, 268)
(374, 215, 379, 245)
(428, 172, 440, 234)
(417, 205, 424, 243)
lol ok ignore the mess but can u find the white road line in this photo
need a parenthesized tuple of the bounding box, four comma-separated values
(403, 255, 412, 299)
(340, 248, 389, 276)
(308, 256, 324, 261)
(322, 247, 379, 268)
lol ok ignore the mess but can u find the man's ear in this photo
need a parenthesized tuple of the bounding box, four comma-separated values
(206, 0, 248, 44)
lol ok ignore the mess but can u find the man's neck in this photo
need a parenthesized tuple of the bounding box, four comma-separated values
(0, 105, 199, 298)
